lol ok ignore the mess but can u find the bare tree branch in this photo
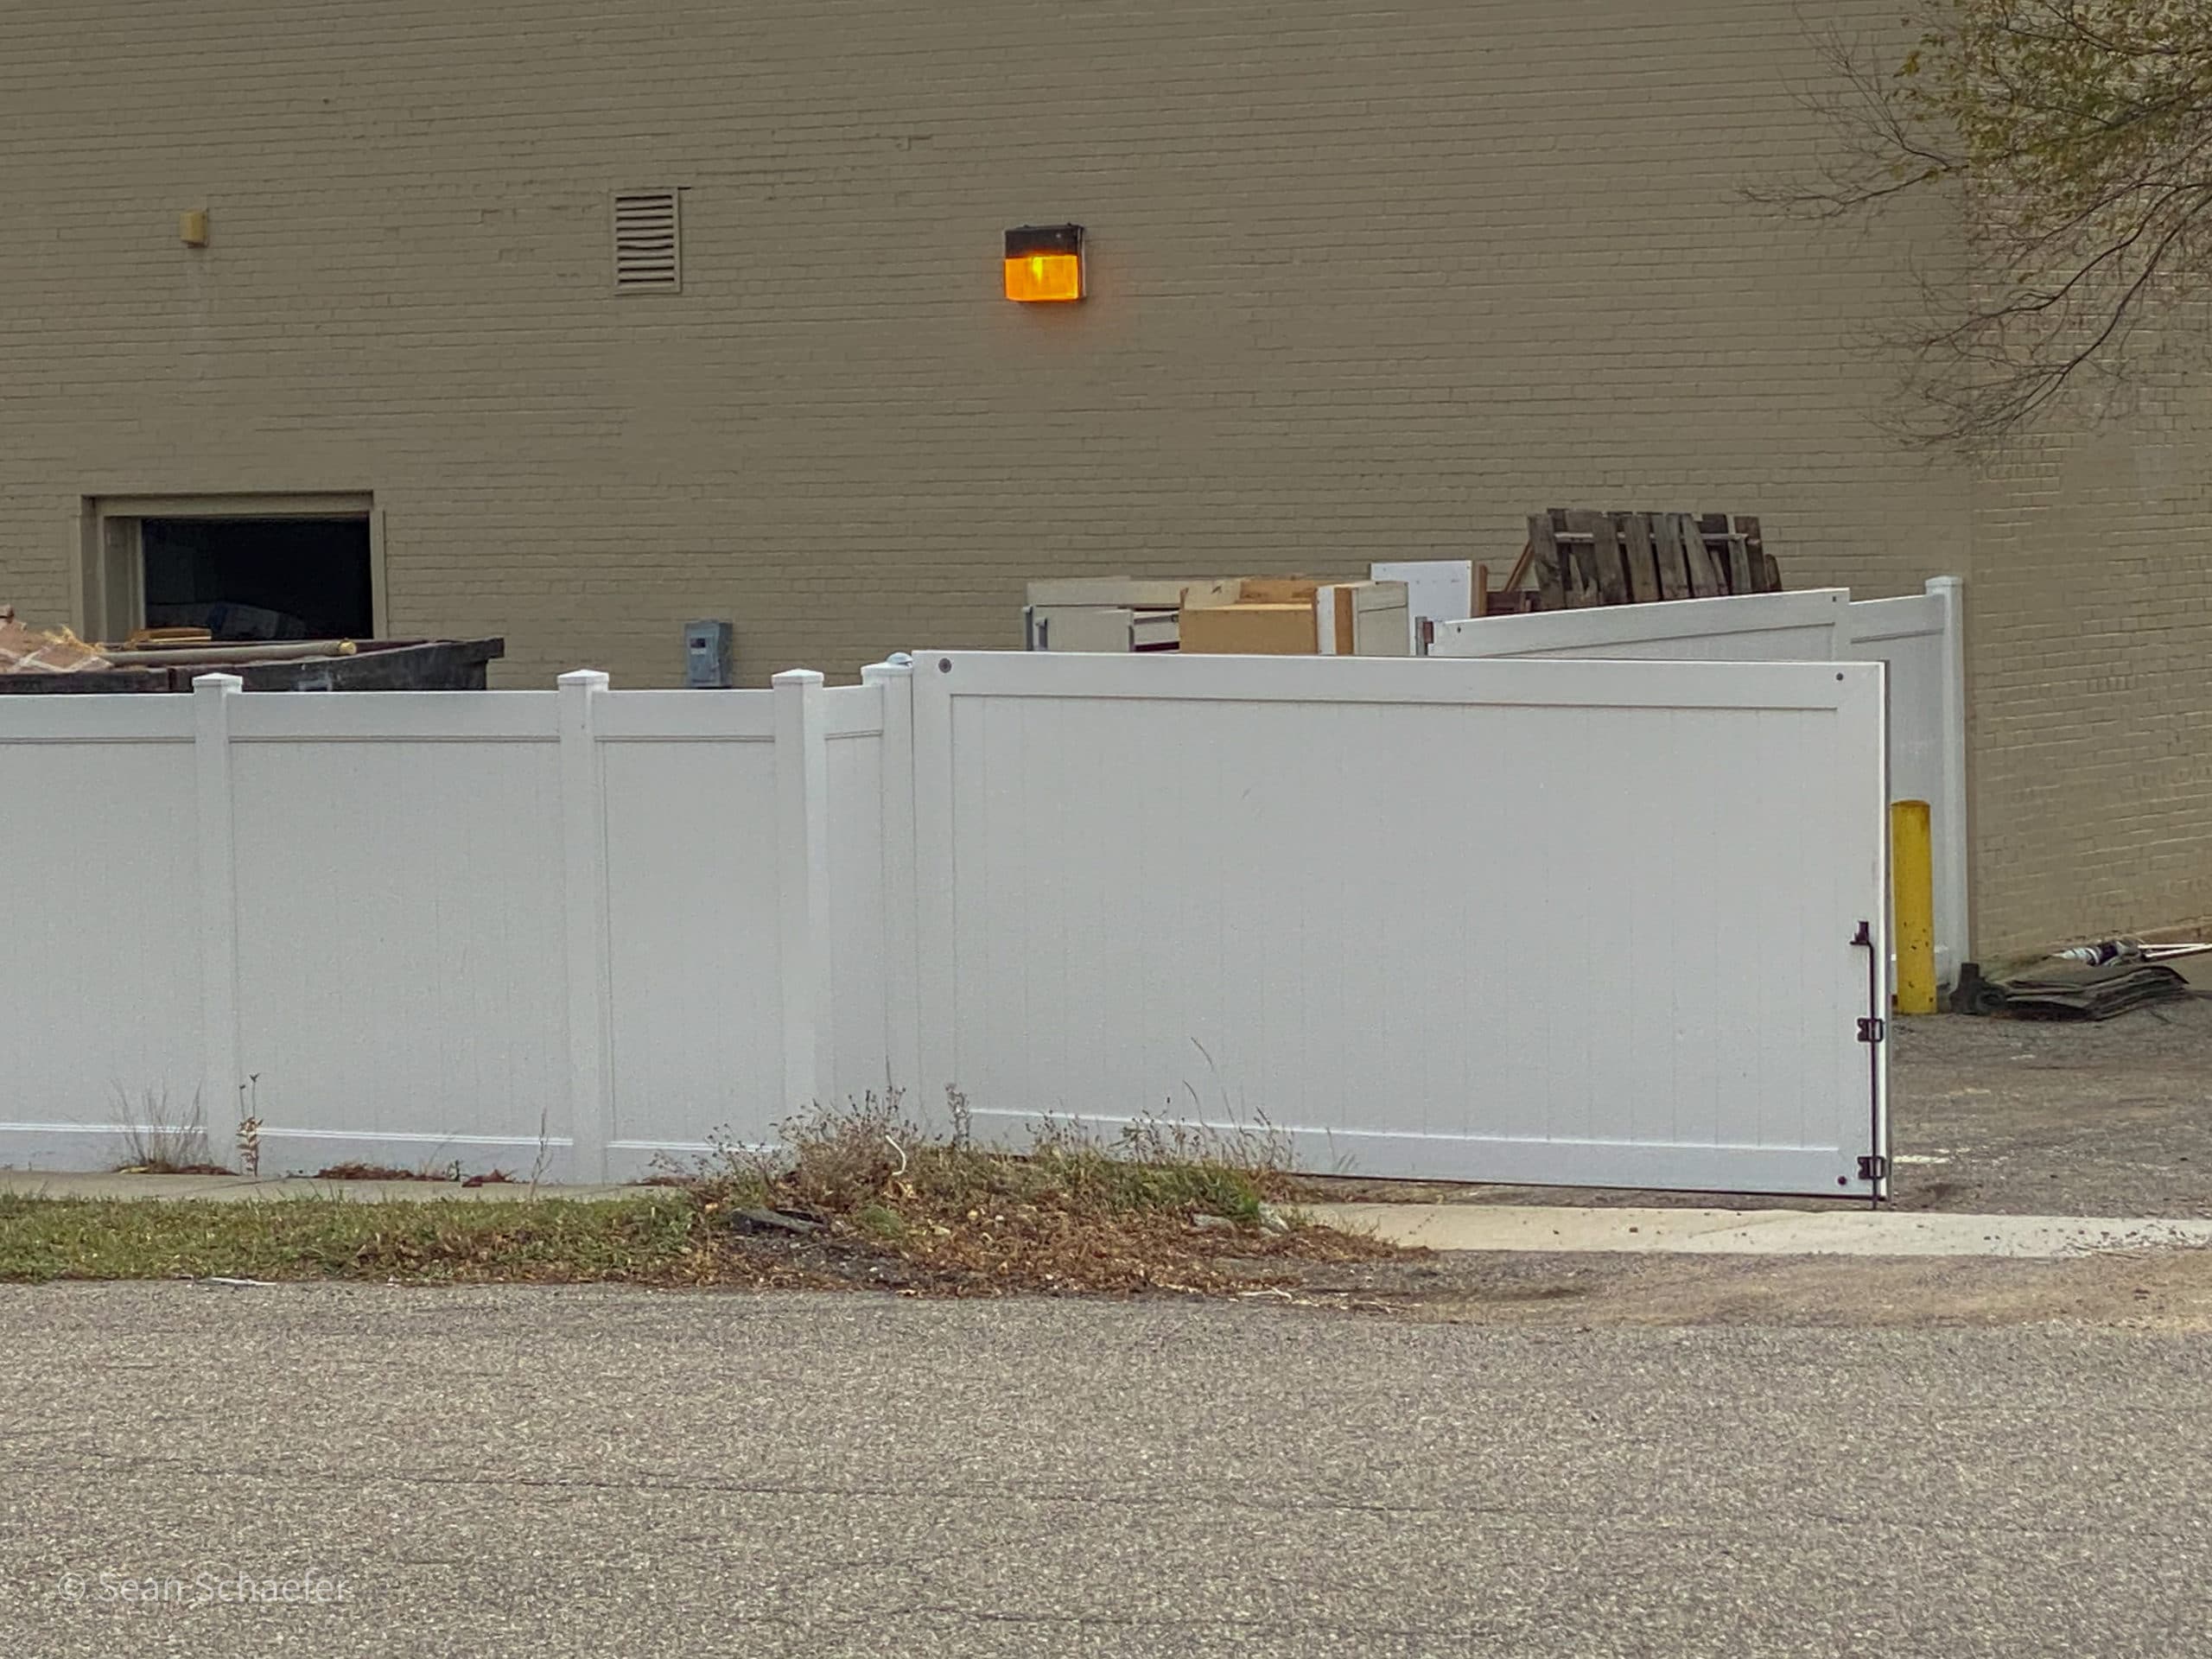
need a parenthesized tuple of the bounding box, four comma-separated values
(1764, 2, 2212, 448)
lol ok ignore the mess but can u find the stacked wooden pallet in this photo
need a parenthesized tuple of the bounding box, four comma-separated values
(1479, 512, 1780, 615)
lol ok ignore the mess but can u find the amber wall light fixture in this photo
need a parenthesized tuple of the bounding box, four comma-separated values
(1004, 224, 1085, 302)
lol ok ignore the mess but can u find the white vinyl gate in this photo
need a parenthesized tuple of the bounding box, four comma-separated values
(912, 652, 1891, 1198)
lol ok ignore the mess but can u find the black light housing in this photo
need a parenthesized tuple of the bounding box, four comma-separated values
(1004, 224, 1085, 302)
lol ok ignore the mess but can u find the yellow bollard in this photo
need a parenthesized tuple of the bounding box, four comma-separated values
(1891, 800, 1938, 1015)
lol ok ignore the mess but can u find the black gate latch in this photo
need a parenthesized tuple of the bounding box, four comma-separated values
(1858, 1154, 1890, 1183)
(1857, 1017, 1886, 1045)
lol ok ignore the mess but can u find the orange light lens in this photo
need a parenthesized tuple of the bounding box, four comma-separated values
(1004, 251, 1084, 302)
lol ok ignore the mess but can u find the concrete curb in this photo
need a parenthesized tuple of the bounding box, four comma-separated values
(1297, 1203, 2212, 1259)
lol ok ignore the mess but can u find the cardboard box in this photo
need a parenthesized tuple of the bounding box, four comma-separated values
(1233, 577, 1329, 605)
(1176, 580, 1247, 611)
(1177, 602, 1319, 655)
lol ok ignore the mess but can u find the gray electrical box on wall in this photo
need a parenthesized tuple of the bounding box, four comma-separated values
(683, 620, 734, 688)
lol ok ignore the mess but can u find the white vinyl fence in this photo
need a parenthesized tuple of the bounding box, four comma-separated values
(3, 669, 902, 1182)
(1, 652, 1891, 1197)
(1435, 578, 1967, 982)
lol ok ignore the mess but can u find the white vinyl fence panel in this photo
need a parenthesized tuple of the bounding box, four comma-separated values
(1434, 579, 1968, 982)
(912, 652, 1890, 1198)
(0, 698, 203, 1171)
(1433, 588, 1852, 662)
(226, 690, 570, 1173)
(591, 688, 783, 1169)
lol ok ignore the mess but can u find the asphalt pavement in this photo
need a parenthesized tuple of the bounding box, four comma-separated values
(4, 1283, 2209, 1657)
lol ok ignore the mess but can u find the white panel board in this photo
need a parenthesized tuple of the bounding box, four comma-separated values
(912, 652, 1887, 1198)
(1028, 607, 1138, 653)
(1371, 559, 1473, 652)
(1433, 589, 1851, 662)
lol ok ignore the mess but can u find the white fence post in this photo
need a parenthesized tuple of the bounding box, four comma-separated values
(775, 669, 835, 1113)
(558, 670, 614, 1182)
(861, 659, 923, 1110)
(1929, 575, 1971, 979)
(193, 674, 245, 1171)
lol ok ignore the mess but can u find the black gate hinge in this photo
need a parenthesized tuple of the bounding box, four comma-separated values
(1858, 1154, 1890, 1183)
(1857, 1017, 1886, 1045)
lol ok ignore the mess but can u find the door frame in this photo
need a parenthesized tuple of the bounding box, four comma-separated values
(76, 493, 385, 643)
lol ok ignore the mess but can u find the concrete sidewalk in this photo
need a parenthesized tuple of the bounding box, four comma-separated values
(0, 1172, 673, 1204)
(1298, 1201, 2212, 1259)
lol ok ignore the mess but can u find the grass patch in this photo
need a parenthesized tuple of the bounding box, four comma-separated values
(0, 1094, 1400, 1294)
(672, 1093, 1394, 1294)
(111, 1087, 229, 1175)
(0, 1195, 704, 1287)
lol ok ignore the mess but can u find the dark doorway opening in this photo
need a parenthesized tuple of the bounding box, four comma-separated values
(141, 518, 374, 640)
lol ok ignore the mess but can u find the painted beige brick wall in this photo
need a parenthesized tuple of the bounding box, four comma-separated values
(1970, 368, 2212, 951)
(0, 1, 2203, 952)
